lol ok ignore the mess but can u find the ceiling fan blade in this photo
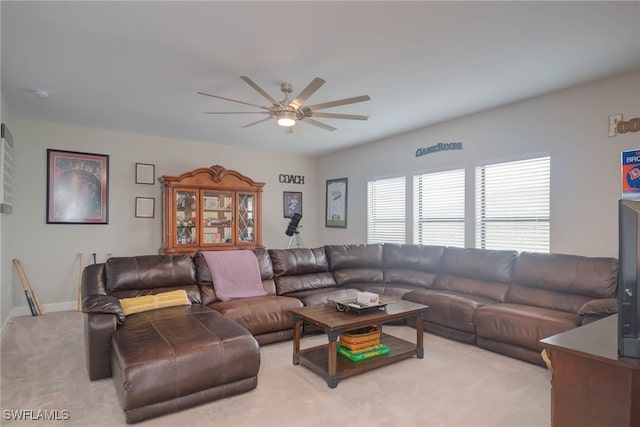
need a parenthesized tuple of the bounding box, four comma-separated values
(305, 95, 371, 111)
(203, 111, 270, 115)
(241, 117, 273, 128)
(197, 91, 271, 111)
(301, 117, 337, 132)
(240, 76, 280, 106)
(309, 112, 368, 121)
(289, 77, 326, 108)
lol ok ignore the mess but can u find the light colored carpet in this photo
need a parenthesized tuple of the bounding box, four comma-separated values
(1, 311, 550, 426)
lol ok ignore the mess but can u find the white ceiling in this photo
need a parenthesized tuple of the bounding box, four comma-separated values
(2, 1, 639, 156)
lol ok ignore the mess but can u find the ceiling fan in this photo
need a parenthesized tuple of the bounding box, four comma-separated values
(197, 76, 370, 133)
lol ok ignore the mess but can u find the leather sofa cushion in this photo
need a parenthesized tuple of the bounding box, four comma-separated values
(209, 295, 302, 336)
(269, 247, 336, 295)
(384, 269, 438, 288)
(352, 283, 423, 300)
(404, 289, 497, 333)
(332, 268, 383, 286)
(383, 243, 444, 269)
(269, 247, 330, 276)
(421, 321, 477, 345)
(382, 244, 444, 288)
(474, 303, 580, 351)
(106, 254, 197, 293)
(434, 274, 509, 302)
(82, 263, 108, 297)
(111, 304, 259, 411)
(577, 298, 618, 317)
(274, 272, 337, 295)
(325, 244, 384, 286)
(506, 283, 593, 314)
(440, 247, 517, 283)
(284, 288, 359, 306)
(105, 255, 200, 302)
(325, 244, 383, 270)
(476, 337, 546, 366)
(194, 249, 276, 305)
(474, 303, 582, 352)
(512, 252, 618, 298)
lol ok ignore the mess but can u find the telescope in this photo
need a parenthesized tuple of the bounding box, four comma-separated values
(285, 213, 303, 248)
(285, 213, 302, 236)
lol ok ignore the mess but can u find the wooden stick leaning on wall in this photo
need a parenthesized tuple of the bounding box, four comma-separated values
(25, 262, 45, 315)
(13, 259, 45, 316)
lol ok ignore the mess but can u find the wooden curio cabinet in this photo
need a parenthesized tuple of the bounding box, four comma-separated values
(159, 165, 265, 254)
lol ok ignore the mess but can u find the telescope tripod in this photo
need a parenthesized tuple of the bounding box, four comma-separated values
(287, 231, 303, 248)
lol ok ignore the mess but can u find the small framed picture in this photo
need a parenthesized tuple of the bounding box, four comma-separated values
(135, 197, 155, 218)
(283, 191, 302, 218)
(135, 163, 155, 185)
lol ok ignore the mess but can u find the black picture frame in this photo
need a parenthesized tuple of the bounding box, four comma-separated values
(135, 197, 155, 218)
(283, 191, 302, 218)
(135, 163, 155, 184)
(325, 177, 348, 228)
(46, 149, 109, 224)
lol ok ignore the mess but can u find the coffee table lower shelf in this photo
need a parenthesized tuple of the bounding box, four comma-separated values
(295, 332, 419, 388)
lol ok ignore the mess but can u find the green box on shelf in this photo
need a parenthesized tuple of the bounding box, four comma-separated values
(337, 344, 390, 361)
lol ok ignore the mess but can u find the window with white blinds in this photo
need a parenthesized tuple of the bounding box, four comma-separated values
(367, 176, 406, 244)
(475, 156, 550, 253)
(413, 169, 465, 247)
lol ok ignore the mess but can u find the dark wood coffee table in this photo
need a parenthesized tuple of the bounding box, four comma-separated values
(290, 299, 428, 388)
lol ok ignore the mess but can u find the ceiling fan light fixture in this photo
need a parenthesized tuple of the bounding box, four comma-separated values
(199, 76, 370, 132)
(277, 111, 296, 127)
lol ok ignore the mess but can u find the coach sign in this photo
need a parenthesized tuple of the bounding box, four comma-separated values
(279, 174, 304, 184)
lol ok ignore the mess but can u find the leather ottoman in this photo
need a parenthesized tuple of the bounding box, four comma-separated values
(111, 305, 260, 423)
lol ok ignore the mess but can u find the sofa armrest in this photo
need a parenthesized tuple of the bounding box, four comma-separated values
(83, 294, 125, 325)
(84, 312, 117, 380)
(578, 298, 618, 325)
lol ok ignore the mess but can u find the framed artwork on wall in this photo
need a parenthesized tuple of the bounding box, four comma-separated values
(135, 197, 155, 218)
(283, 191, 302, 218)
(325, 177, 348, 228)
(135, 163, 155, 184)
(46, 149, 109, 224)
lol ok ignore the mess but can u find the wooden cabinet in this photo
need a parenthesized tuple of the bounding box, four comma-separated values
(540, 315, 640, 427)
(159, 165, 264, 254)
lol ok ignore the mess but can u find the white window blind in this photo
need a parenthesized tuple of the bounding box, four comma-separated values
(367, 176, 406, 244)
(475, 156, 550, 253)
(413, 169, 465, 247)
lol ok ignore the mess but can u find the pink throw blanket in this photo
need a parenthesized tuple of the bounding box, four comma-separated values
(202, 250, 267, 302)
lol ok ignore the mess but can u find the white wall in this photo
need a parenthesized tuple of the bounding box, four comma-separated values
(4, 118, 317, 312)
(4, 70, 639, 318)
(316, 70, 640, 258)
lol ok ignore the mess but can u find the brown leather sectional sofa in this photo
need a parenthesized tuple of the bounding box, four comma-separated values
(82, 243, 618, 423)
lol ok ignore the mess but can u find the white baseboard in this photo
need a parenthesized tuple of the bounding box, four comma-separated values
(11, 301, 78, 318)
